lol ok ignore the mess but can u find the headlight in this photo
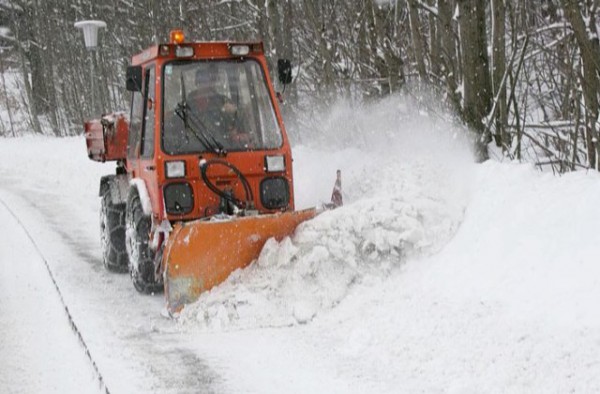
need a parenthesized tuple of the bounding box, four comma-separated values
(230, 45, 250, 56)
(159, 45, 170, 56)
(175, 46, 194, 57)
(260, 177, 289, 209)
(165, 161, 185, 178)
(265, 155, 285, 172)
(164, 183, 194, 214)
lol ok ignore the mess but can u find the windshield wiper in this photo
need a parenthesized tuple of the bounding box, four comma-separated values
(185, 108, 227, 154)
(175, 102, 226, 155)
(175, 73, 226, 156)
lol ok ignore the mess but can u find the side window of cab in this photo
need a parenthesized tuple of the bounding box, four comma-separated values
(127, 64, 155, 159)
(141, 67, 155, 158)
(128, 80, 144, 159)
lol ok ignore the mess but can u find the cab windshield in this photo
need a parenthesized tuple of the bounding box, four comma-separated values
(162, 60, 283, 154)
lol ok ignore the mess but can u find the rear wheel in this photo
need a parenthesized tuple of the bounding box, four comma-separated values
(125, 188, 163, 293)
(99, 189, 128, 272)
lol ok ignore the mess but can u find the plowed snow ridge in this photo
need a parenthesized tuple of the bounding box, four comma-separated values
(179, 97, 475, 329)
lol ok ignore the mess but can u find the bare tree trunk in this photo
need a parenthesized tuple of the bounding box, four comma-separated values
(281, 0, 298, 104)
(281, 0, 294, 60)
(458, 0, 493, 161)
(437, 0, 462, 112)
(366, 0, 385, 96)
(428, 0, 441, 77)
(257, 2, 271, 59)
(561, 0, 600, 169)
(492, 0, 507, 149)
(0, 55, 16, 137)
(303, 0, 335, 93)
(407, 0, 427, 80)
(268, 0, 284, 62)
(29, 0, 50, 117)
(16, 41, 42, 134)
(8, 1, 41, 134)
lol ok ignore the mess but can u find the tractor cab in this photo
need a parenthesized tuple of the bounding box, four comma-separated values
(123, 31, 295, 225)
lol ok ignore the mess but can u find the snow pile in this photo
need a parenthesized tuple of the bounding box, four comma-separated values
(310, 160, 600, 393)
(179, 95, 475, 329)
(425, 161, 600, 329)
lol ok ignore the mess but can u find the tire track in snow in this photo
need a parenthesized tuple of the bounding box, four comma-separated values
(0, 177, 222, 393)
(0, 196, 111, 394)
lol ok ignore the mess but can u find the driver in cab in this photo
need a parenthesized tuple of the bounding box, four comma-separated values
(187, 65, 237, 135)
(164, 64, 253, 152)
(189, 65, 256, 149)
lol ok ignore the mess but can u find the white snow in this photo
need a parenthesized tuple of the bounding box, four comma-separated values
(0, 27, 11, 39)
(180, 96, 474, 330)
(1, 95, 600, 393)
(130, 177, 152, 215)
(179, 151, 472, 329)
(0, 199, 101, 394)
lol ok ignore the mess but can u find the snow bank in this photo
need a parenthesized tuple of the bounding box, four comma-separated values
(179, 95, 475, 329)
(310, 160, 600, 393)
(426, 161, 600, 329)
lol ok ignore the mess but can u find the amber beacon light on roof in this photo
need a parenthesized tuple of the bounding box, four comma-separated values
(170, 29, 185, 44)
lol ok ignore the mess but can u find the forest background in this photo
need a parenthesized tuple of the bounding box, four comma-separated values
(0, 0, 598, 173)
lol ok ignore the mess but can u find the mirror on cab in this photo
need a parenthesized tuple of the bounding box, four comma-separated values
(126, 65, 143, 92)
(277, 59, 293, 85)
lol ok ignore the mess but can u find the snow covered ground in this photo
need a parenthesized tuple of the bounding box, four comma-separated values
(0, 198, 100, 394)
(1, 97, 600, 393)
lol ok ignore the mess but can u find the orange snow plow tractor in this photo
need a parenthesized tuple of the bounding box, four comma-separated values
(84, 31, 341, 314)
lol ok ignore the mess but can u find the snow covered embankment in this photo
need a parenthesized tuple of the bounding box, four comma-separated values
(179, 97, 475, 329)
(349, 161, 600, 393)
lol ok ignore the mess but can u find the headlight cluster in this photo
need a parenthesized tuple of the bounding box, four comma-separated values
(165, 161, 185, 178)
(260, 177, 289, 209)
(164, 183, 193, 214)
(164, 158, 290, 214)
(230, 45, 250, 56)
(265, 155, 285, 172)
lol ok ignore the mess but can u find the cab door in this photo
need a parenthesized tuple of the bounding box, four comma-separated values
(126, 67, 145, 177)
(127, 64, 160, 216)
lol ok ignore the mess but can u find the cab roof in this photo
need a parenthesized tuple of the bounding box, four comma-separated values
(131, 41, 264, 66)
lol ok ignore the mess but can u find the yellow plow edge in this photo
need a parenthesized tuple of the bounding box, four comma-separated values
(163, 208, 317, 314)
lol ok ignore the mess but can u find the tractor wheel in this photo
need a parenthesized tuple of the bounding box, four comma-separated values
(125, 188, 163, 294)
(99, 189, 129, 273)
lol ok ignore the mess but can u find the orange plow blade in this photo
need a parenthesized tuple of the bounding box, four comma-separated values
(163, 208, 317, 314)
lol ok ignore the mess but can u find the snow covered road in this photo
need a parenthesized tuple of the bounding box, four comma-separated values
(1, 97, 600, 393)
(0, 143, 221, 393)
(0, 196, 100, 394)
